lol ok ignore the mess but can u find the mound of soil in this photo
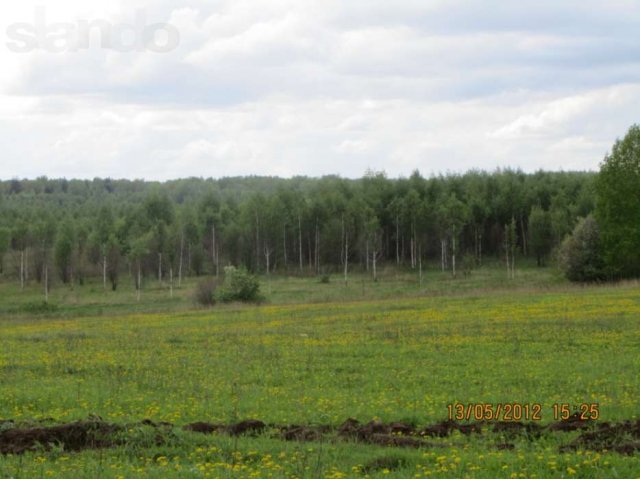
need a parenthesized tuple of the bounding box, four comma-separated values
(548, 412, 592, 432)
(3, 415, 639, 457)
(0, 419, 121, 455)
(183, 419, 266, 437)
(280, 425, 330, 442)
(560, 419, 640, 455)
(337, 419, 415, 440)
(492, 421, 544, 438)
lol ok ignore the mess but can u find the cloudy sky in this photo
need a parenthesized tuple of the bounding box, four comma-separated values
(1, 0, 639, 180)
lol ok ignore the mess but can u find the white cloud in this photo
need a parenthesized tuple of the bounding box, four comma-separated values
(0, 0, 639, 180)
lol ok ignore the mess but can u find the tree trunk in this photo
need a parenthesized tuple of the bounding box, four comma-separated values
(418, 242, 423, 287)
(372, 250, 378, 282)
(452, 234, 456, 278)
(340, 214, 344, 267)
(264, 245, 272, 295)
(396, 215, 400, 266)
(511, 243, 516, 279)
(298, 215, 303, 274)
(283, 224, 288, 270)
(215, 243, 219, 278)
(169, 266, 173, 298)
(506, 241, 510, 278)
(158, 253, 162, 283)
(474, 227, 479, 264)
(178, 230, 184, 288)
(366, 239, 370, 272)
(314, 222, 319, 275)
(344, 230, 349, 284)
(212, 224, 217, 276)
(20, 250, 24, 290)
(410, 237, 415, 269)
(137, 262, 141, 302)
(44, 263, 48, 303)
(255, 212, 260, 272)
(103, 254, 107, 290)
(441, 239, 445, 272)
(520, 215, 527, 256)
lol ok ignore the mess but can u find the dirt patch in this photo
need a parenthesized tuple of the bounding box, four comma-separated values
(3, 416, 640, 456)
(280, 425, 330, 442)
(183, 422, 225, 435)
(559, 419, 640, 455)
(227, 419, 266, 436)
(0, 419, 122, 455)
(548, 412, 593, 432)
(492, 421, 544, 438)
(183, 419, 266, 437)
(337, 419, 415, 440)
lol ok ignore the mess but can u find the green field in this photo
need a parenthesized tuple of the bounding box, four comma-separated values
(1, 267, 639, 477)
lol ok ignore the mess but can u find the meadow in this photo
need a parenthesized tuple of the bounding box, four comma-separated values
(0, 266, 639, 477)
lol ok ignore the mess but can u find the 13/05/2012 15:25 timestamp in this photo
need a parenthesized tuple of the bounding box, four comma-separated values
(446, 403, 600, 422)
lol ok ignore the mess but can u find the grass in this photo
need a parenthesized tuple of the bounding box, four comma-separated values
(0, 264, 639, 477)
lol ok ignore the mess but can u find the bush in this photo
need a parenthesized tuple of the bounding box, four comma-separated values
(217, 266, 261, 303)
(558, 215, 605, 282)
(194, 279, 217, 306)
(319, 274, 331, 284)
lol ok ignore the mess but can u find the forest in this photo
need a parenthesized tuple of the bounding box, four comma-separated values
(0, 168, 597, 294)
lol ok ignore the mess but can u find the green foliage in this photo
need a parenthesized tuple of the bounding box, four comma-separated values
(217, 266, 261, 303)
(558, 215, 605, 282)
(0, 170, 603, 286)
(595, 124, 640, 278)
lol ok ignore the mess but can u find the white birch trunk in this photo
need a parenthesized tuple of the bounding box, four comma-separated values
(103, 254, 107, 291)
(178, 230, 184, 288)
(344, 230, 349, 284)
(20, 250, 24, 290)
(298, 215, 303, 274)
(137, 263, 141, 302)
(169, 266, 173, 298)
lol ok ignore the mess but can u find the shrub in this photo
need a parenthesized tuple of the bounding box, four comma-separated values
(320, 274, 331, 284)
(558, 215, 605, 282)
(216, 266, 261, 303)
(194, 279, 217, 306)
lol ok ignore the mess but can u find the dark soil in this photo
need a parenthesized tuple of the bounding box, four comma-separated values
(280, 424, 330, 442)
(0, 419, 122, 455)
(548, 412, 592, 432)
(2, 416, 639, 456)
(183, 419, 266, 437)
(559, 419, 640, 455)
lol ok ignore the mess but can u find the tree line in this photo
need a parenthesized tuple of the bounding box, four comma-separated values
(0, 168, 599, 297)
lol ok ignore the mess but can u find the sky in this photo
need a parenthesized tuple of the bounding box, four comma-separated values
(0, 0, 639, 181)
